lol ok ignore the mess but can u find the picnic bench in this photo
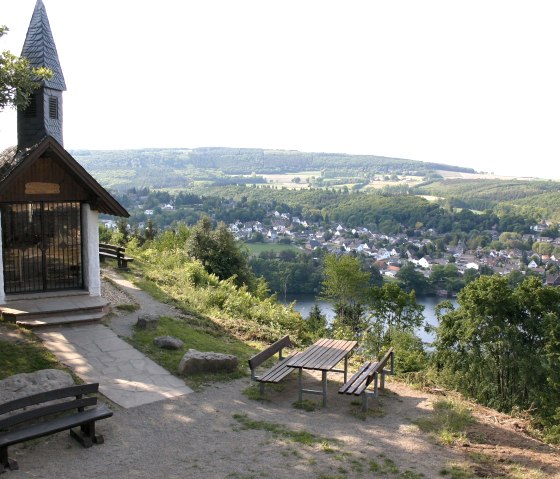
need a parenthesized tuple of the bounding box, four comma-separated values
(339, 347, 395, 412)
(0, 383, 113, 473)
(248, 335, 298, 394)
(287, 338, 357, 406)
(99, 242, 134, 269)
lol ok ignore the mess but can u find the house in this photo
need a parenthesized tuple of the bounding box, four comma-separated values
(0, 1, 127, 313)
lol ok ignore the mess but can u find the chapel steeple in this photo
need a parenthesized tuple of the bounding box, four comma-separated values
(17, 0, 67, 150)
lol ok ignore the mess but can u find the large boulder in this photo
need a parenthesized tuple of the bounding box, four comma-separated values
(154, 335, 184, 350)
(136, 313, 160, 330)
(0, 369, 74, 404)
(178, 349, 238, 375)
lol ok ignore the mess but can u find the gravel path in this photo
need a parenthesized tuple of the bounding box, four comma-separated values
(7, 375, 461, 479)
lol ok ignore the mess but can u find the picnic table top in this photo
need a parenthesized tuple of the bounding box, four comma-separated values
(286, 338, 357, 372)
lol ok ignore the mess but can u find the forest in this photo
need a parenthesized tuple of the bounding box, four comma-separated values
(71, 147, 475, 191)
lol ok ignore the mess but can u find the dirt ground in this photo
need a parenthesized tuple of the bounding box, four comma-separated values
(2, 276, 559, 478)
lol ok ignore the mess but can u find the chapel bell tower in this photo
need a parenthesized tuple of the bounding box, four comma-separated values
(17, 0, 66, 150)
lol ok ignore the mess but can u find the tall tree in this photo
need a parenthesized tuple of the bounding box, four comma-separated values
(366, 282, 424, 354)
(320, 253, 370, 333)
(0, 26, 52, 110)
(187, 217, 254, 287)
(435, 274, 560, 434)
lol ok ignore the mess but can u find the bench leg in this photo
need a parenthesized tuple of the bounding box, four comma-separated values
(259, 382, 265, 395)
(298, 368, 303, 402)
(0, 446, 19, 472)
(362, 392, 368, 413)
(321, 370, 327, 407)
(70, 421, 104, 448)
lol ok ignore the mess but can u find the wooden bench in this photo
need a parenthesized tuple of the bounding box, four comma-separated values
(99, 242, 134, 269)
(0, 383, 113, 473)
(248, 335, 298, 394)
(339, 347, 395, 412)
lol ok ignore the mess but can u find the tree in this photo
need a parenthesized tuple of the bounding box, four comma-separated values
(320, 254, 370, 333)
(0, 26, 53, 110)
(366, 282, 424, 356)
(187, 217, 254, 287)
(306, 304, 328, 339)
(434, 275, 560, 434)
(397, 263, 430, 294)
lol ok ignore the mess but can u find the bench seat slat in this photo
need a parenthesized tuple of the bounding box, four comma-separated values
(338, 361, 373, 394)
(0, 405, 113, 449)
(257, 354, 299, 383)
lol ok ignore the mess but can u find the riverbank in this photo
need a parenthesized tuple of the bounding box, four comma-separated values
(282, 294, 457, 343)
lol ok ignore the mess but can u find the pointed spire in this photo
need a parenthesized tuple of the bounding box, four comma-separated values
(21, 0, 66, 91)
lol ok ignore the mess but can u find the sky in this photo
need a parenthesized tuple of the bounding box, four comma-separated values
(1, 0, 560, 179)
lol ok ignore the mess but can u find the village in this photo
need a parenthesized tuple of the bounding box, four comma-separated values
(101, 198, 560, 293)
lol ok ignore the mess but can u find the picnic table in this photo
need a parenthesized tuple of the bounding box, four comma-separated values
(286, 338, 357, 406)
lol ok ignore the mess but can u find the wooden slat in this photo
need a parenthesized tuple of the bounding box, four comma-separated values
(288, 339, 357, 371)
(353, 370, 378, 395)
(312, 339, 357, 370)
(0, 397, 97, 429)
(338, 347, 395, 396)
(0, 384, 99, 416)
(0, 405, 113, 449)
(285, 338, 333, 368)
(338, 361, 372, 394)
(258, 354, 299, 383)
(346, 363, 378, 395)
(247, 335, 292, 370)
(99, 243, 125, 252)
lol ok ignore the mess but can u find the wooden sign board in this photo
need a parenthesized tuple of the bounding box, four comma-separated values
(25, 182, 61, 195)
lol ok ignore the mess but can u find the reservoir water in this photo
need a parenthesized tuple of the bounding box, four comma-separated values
(282, 294, 457, 344)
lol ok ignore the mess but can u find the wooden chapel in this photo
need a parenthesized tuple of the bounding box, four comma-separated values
(0, 0, 128, 323)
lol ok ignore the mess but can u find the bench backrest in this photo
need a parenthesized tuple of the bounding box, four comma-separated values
(0, 383, 99, 430)
(248, 335, 292, 371)
(99, 243, 125, 254)
(376, 347, 395, 375)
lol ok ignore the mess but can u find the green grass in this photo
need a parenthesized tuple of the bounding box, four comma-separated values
(129, 316, 259, 389)
(0, 325, 65, 379)
(414, 399, 474, 445)
(242, 242, 302, 256)
(369, 454, 400, 474)
(293, 399, 320, 411)
(232, 413, 336, 446)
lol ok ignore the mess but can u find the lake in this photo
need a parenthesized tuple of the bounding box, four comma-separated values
(281, 294, 457, 344)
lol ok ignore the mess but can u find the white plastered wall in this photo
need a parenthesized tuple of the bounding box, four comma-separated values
(82, 203, 101, 297)
(0, 210, 5, 304)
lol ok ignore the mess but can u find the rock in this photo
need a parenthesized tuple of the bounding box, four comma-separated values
(0, 369, 74, 404)
(136, 314, 160, 330)
(178, 349, 238, 375)
(154, 335, 184, 350)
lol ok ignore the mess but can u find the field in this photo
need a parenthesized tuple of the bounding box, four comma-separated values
(260, 171, 321, 189)
(242, 242, 303, 256)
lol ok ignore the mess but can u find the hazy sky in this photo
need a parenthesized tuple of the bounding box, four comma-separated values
(2, 0, 560, 179)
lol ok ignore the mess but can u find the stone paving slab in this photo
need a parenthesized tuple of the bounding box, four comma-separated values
(35, 324, 193, 409)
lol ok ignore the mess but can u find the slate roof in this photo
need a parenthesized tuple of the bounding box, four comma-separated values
(21, 0, 66, 91)
(0, 145, 31, 184)
(0, 137, 128, 217)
